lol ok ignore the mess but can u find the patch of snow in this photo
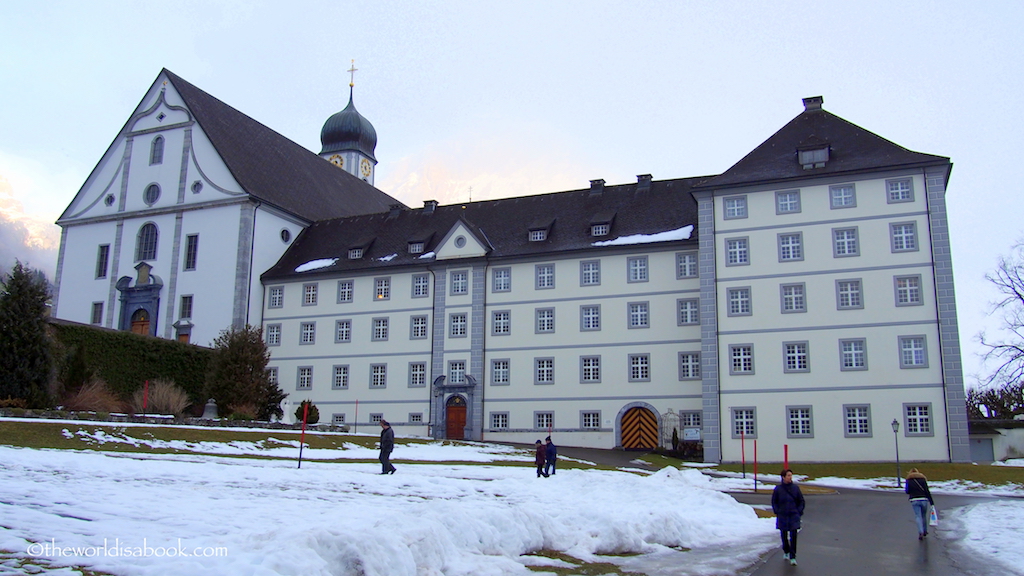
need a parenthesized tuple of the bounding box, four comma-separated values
(294, 258, 338, 273)
(591, 225, 693, 247)
(417, 251, 436, 259)
(375, 253, 398, 262)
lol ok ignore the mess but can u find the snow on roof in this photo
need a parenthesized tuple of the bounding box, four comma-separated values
(376, 253, 398, 262)
(294, 258, 338, 273)
(591, 224, 693, 247)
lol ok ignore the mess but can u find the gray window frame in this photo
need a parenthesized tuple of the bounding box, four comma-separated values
(681, 411, 702, 428)
(296, 366, 313, 390)
(775, 189, 801, 214)
(299, 321, 316, 345)
(580, 260, 601, 286)
(581, 410, 602, 429)
(491, 359, 510, 386)
(843, 404, 872, 438)
(302, 283, 318, 307)
(183, 234, 199, 271)
(535, 307, 555, 333)
(337, 279, 354, 303)
(492, 310, 511, 336)
(409, 413, 424, 424)
(490, 412, 510, 429)
(898, 335, 929, 369)
(725, 236, 750, 267)
(449, 312, 468, 338)
(372, 317, 389, 341)
(331, 413, 346, 425)
(835, 279, 864, 310)
(580, 304, 601, 331)
(374, 277, 391, 301)
(727, 287, 752, 317)
(780, 282, 806, 314)
(335, 319, 352, 343)
(268, 286, 284, 308)
(150, 135, 164, 165)
(91, 302, 103, 325)
(135, 222, 158, 261)
(580, 355, 601, 383)
(786, 405, 814, 438)
(723, 195, 748, 219)
(676, 252, 698, 279)
(628, 353, 651, 382)
(535, 357, 554, 385)
(839, 338, 868, 371)
(535, 263, 555, 290)
(408, 362, 427, 388)
(886, 178, 914, 204)
(783, 341, 810, 373)
(492, 267, 512, 292)
(535, 411, 554, 430)
(678, 352, 701, 380)
(410, 315, 428, 339)
(832, 227, 860, 258)
(829, 183, 857, 209)
(677, 298, 699, 325)
(370, 364, 387, 389)
(890, 221, 919, 253)
(266, 323, 282, 346)
(730, 407, 757, 439)
(332, 365, 349, 390)
(627, 301, 650, 329)
(894, 274, 924, 307)
(448, 360, 467, 385)
(95, 244, 110, 278)
(777, 232, 804, 262)
(412, 274, 430, 298)
(729, 344, 755, 375)
(627, 256, 649, 283)
(903, 403, 934, 437)
(450, 270, 469, 295)
(179, 294, 193, 319)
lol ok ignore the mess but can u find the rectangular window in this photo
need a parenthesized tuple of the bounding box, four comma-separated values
(536, 264, 555, 289)
(580, 356, 601, 383)
(890, 222, 918, 252)
(799, 147, 828, 168)
(676, 252, 697, 278)
(335, 319, 352, 343)
(530, 230, 547, 242)
(887, 178, 914, 203)
(179, 295, 193, 319)
(332, 365, 349, 389)
(678, 352, 700, 380)
(839, 339, 867, 370)
(833, 227, 860, 257)
(591, 223, 609, 237)
(267, 367, 278, 386)
(337, 280, 353, 303)
(582, 411, 601, 429)
(776, 190, 801, 214)
(580, 305, 601, 331)
(374, 277, 391, 300)
(727, 287, 752, 316)
(677, 298, 699, 325)
(348, 248, 362, 260)
(784, 341, 810, 373)
(895, 275, 923, 306)
(370, 364, 387, 388)
(449, 360, 466, 384)
(372, 317, 389, 341)
(904, 404, 933, 436)
(95, 244, 110, 278)
(535, 412, 553, 430)
(830, 184, 856, 208)
(408, 242, 424, 254)
(836, 280, 863, 309)
(731, 407, 756, 438)
(628, 302, 650, 328)
(899, 336, 928, 368)
(491, 412, 509, 429)
(778, 233, 803, 262)
(726, 238, 749, 266)
(300, 322, 316, 345)
(184, 234, 199, 271)
(629, 354, 651, 381)
(450, 313, 468, 337)
(297, 367, 313, 390)
(844, 405, 871, 437)
(332, 414, 346, 426)
(730, 344, 754, 374)
(268, 286, 284, 308)
(266, 324, 281, 346)
(491, 359, 510, 385)
(492, 310, 511, 335)
(410, 315, 428, 339)
(536, 308, 555, 333)
(450, 271, 469, 295)
(412, 274, 430, 298)
(410, 413, 423, 424)
(303, 283, 318, 306)
(581, 260, 601, 286)
(724, 195, 747, 219)
(627, 256, 649, 282)
(787, 406, 813, 438)
(780, 283, 806, 313)
(369, 413, 383, 424)
(535, 358, 554, 385)
(91, 302, 103, 324)
(681, 411, 702, 428)
(492, 267, 511, 292)
(409, 362, 426, 387)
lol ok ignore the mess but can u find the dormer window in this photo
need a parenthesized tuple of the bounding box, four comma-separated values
(591, 224, 610, 237)
(408, 242, 424, 254)
(529, 229, 547, 242)
(798, 146, 829, 169)
(348, 248, 363, 259)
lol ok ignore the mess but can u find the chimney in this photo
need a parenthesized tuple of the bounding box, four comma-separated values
(589, 179, 605, 196)
(637, 174, 652, 193)
(423, 199, 438, 214)
(802, 96, 824, 112)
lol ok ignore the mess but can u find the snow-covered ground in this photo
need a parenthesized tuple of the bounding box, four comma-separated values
(1, 422, 1022, 576)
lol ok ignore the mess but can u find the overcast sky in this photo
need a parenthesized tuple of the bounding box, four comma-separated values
(2, 1, 1023, 387)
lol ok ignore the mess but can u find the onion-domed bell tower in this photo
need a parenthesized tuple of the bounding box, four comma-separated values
(320, 60, 378, 185)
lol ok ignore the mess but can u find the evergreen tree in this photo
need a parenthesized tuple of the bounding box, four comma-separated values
(205, 325, 286, 420)
(0, 261, 53, 407)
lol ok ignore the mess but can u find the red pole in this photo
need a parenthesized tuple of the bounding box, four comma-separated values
(753, 439, 758, 492)
(297, 402, 309, 469)
(740, 429, 746, 478)
(784, 444, 789, 470)
(354, 399, 359, 434)
(142, 380, 149, 414)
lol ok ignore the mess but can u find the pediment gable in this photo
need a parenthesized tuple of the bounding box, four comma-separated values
(434, 220, 489, 260)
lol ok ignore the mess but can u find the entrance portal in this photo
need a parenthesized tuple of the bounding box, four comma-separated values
(445, 395, 467, 440)
(621, 406, 658, 449)
(130, 309, 151, 336)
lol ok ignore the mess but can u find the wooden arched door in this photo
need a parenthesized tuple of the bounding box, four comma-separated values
(130, 309, 150, 336)
(445, 395, 467, 440)
(621, 407, 658, 449)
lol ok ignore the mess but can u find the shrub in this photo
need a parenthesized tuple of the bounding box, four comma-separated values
(205, 325, 285, 420)
(294, 400, 319, 425)
(226, 403, 257, 421)
(62, 379, 125, 413)
(129, 379, 190, 416)
(0, 397, 28, 409)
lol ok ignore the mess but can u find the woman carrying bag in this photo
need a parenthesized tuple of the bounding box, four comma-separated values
(905, 468, 935, 540)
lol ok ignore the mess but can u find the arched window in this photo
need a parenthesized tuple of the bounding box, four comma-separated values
(150, 136, 164, 165)
(136, 223, 158, 261)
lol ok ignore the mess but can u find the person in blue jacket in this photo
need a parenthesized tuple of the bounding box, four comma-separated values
(771, 468, 805, 566)
(544, 436, 558, 476)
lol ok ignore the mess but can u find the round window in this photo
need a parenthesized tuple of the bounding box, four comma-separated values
(144, 184, 160, 205)
(191, 180, 203, 194)
(104, 194, 115, 206)
(280, 229, 291, 243)
(454, 235, 466, 248)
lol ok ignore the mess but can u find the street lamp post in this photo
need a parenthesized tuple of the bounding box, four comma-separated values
(891, 418, 902, 488)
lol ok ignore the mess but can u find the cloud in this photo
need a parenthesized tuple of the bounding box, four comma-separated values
(0, 175, 60, 280)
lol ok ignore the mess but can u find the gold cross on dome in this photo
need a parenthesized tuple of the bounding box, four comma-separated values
(348, 60, 358, 87)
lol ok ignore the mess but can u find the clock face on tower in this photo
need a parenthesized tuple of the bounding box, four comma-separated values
(360, 158, 372, 178)
(329, 154, 344, 168)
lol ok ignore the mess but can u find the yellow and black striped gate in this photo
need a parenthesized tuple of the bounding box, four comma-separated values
(621, 407, 658, 449)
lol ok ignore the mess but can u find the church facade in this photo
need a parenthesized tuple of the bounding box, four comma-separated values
(53, 70, 969, 463)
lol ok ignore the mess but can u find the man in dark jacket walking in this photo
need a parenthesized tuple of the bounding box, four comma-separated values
(771, 468, 805, 566)
(379, 420, 396, 475)
(544, 436, 557, 476)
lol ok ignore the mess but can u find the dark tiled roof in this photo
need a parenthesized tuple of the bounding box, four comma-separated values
(164, 69, 402, 221)
(262, 178, 704, 282)
(697, 105, 950, 190)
